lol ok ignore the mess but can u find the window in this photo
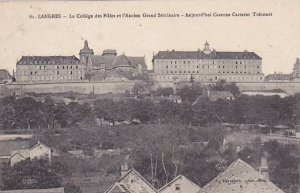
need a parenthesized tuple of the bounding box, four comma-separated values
(39, 66, 42, 69)
(67, 66, 69, 69)
(57, 66, 59, 69)
(257, 66, 259, 69)
(62, 66, 65, 69)
(175, 184, 180, 191)
(70, 71, 73, 75)
(57, 71, 59, 75)
(166, 65, 168, 69)
(76, 66, 78, 69)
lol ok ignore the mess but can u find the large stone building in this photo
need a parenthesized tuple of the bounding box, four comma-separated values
(16, 56, 84, 82)
(152, 42, 264, 83)
(79, 40, 147, 81)
(15, 40, 147, 82)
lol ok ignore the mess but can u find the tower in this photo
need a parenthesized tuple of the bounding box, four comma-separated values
(292, 58, 300, 78)
(203, 41, 211, 54)
(79, 40, 94, 65)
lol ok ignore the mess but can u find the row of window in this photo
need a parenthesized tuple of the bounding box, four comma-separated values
(161, 65, 260, 69)
(156, 75, 263, 81)
(161, 70, 261, 74)
(25, 71, 83, 76)
(20, 61, 80, 65)
(29, 76, 83, 81)
(156, 60, 261, 65)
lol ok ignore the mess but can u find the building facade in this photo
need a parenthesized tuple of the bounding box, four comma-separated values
(152, 42, 264, 83)
(16, 56, 85, 82)
(79, 40, 147, 81)
(159, 175, 201, 193)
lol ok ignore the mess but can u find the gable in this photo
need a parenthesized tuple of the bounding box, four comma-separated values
(202, 159, 285, 193)
(118, 170, 157, 193)
(160, 175, 201, 193)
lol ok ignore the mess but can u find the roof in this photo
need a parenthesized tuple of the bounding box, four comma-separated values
(0, 187, 64, 193)
(10, 149, 29, 159)
(108, 183, 132, 193)
(29, 141, 51, 151)
(89, 54, 146, 69)
(153, 50, 262, 60)
(105, 168, 157, 193)
(0, 69, 12, 80)
(159, 175, 200, 192)
(265, 73, 292, 81)
(202, 159, 285, 193)
(17, 56, 80, 65)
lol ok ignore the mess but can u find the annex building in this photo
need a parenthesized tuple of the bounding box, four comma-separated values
(152, 42, 265, 83)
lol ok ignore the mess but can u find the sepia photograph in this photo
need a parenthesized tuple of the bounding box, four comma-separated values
(0, 0, 299, 193)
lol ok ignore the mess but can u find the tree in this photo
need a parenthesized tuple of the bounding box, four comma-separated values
(1, 159, 62, 190)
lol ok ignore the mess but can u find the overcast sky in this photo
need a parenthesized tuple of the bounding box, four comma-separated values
(0, 0, 300, 75)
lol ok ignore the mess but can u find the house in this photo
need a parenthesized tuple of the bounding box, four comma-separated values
(159, 175, 201, 193)
(105, 168, 157, 193)
(207, 90, 234, 101)
(201, 159, 285, 193)
(10, 141, 52, 166)
(0, 187, 64, 193)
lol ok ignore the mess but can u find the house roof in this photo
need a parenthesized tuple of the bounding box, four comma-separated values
(159, 175, 200, 192)
(202, 159, 285, 193)
(17, 56, 80, 65)
(29, 141, 51, 151)
(10, 150, 29, 159)
(105, 168, 157, 193)
(107, 183, 132, 193)
(153, 50, 262, 60)
(0, 187, 64, 193)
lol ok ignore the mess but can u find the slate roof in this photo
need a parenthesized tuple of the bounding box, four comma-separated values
(202, 159, 285, 193)
(17, 56, 80, 65)
(0, 187, 64, 193)
(89, 54, 146, 69)
(153, 50, 262, 60)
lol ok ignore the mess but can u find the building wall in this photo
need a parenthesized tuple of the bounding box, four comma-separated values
(29, 144, 51, 161)
(16, 63, 85, 82)
(3, 80, 300, 95)
(120, 172, 156, 193)
(153, 59, 263, 82)
(10, 154, 26, 166)
(160, 177, 201, 193)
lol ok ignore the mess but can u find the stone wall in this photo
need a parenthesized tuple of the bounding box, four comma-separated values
(3, 81, 137, 95)
(154, 81, 300, 95)
(1, 80, 300, 95)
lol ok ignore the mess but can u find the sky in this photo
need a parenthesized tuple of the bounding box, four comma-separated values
(0, 0, 300, 75)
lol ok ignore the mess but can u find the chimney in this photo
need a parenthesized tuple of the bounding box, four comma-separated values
(120, 162, 129, 177)
(259, 153, 269, 180)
